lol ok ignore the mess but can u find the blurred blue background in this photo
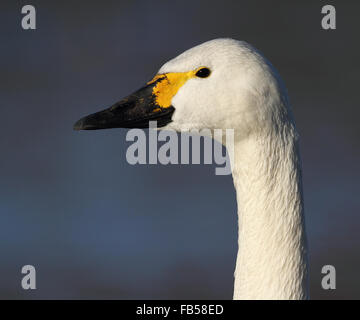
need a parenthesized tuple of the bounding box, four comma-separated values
(0, 0, 359, 299)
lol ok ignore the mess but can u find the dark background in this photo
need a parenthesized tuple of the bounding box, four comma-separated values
(0, 1, 359, 299)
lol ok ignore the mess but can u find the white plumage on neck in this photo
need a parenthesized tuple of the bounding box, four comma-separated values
(232, 126, 308, 299)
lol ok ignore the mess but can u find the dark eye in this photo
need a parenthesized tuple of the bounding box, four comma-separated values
(195, 67, 211, 78)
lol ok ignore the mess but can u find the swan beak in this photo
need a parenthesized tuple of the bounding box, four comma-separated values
(73, 78, 175, 130)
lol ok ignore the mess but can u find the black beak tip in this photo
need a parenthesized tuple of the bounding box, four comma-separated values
(73, 115, 108, 130)
(73, 118, 84, 131)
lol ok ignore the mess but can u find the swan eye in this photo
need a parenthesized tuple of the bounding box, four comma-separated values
(195, 67, 211, 78)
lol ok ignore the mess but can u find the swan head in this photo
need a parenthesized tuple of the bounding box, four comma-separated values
(74, 38, 292, 140)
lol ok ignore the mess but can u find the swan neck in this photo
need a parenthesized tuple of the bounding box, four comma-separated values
(231, 129, 308, 299)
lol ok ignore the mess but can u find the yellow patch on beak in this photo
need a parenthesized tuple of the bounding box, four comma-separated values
(147, 71, 196, 109)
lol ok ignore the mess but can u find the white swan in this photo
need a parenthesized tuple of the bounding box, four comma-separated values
(74, 38, 308, 300)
